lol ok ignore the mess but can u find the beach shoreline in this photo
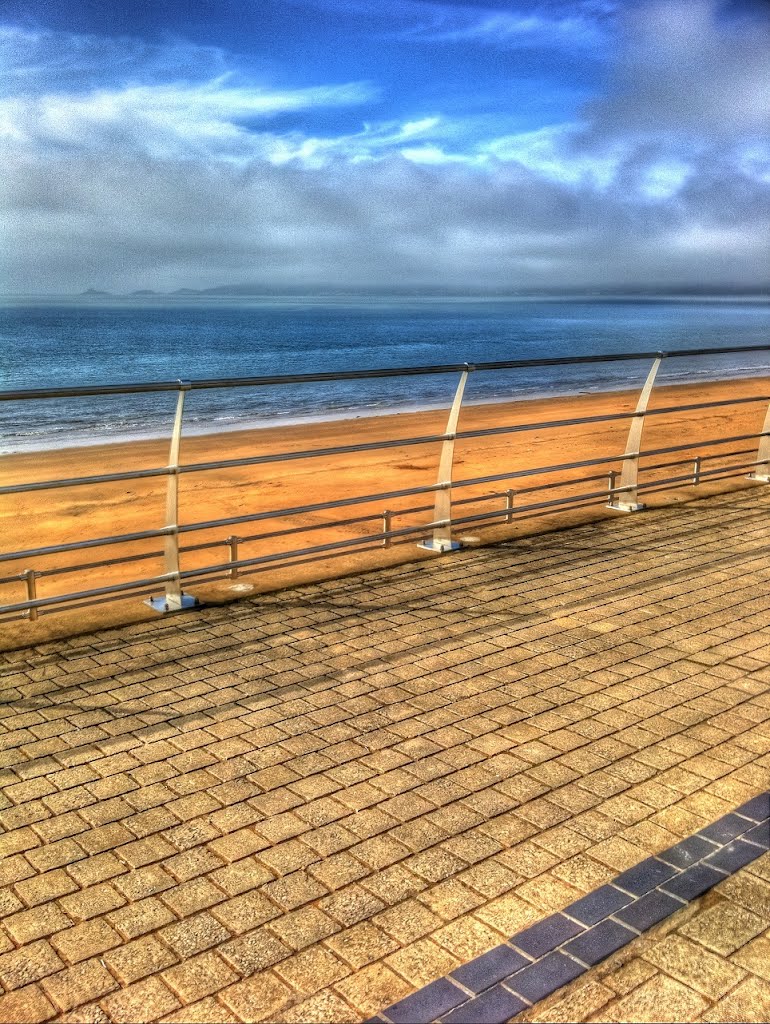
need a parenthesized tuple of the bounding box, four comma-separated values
(1, 376, 769, 647)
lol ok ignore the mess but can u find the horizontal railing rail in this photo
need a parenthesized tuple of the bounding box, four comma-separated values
(3, 344, 769, 402)
(2, 343, 770, 622)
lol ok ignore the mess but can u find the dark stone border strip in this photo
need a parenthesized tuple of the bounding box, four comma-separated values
(368, 792, 770, 1024)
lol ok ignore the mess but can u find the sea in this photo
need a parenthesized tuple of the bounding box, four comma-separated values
(1, 297, 769, 455)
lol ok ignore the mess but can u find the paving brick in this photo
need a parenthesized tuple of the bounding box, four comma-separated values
(4, 904, 72, 944)
(609, 974, 708, 1023)
(445, 984, 528, 1024)
(563, 918, 636, 966)
(265, 871, 328, 911)
(280, 989, 360, 1024)
(385, 937, 459, 988)
(161, 877, 225, 917)
(210, 891, 278, 933)
(67, 852, 126, 888)
(730, 934, 770, 981)
(160, 911, 230, 959)
(42, 958, 118, 1012)
(507, 951, 585, 1004)
(219, 973, 292, 1022)
(701, 976, 770, 1023)
(219, 928, 292, 975)
(267, 905, 340, 951)
(564, 885, 632, 926)
(679, 899, 767, 956)
(59, 883, 125, 921)
(735, 793, 770, 822)
(112, 864, 175, 901)
(162, 951, 238, 1003)
(512, 913, 584, 959)
(50, 919, 122, 964)
(103, 935, 178, 984)
(433, 916, 503, 963)
(743, 822, 770, 849)
(614, 857, 679, 896)
(643, 934, 746, 999)
(334, 962, 412, 1017)
(699, 812, 755, 845)
(100, 976, 181, 1023)
(108, 896, 176, 939)
(326, 921, 399, 968)
(210, 856, 275, 896)
(275, 946, 351, 995)
(0, 984, 56, 1023)
(661, 864, 726, 902)
(714, 871, 770, 918)
(386, 977, 466, 1023)
(373, 899, 442, 943)
(615, 889, 684, 932)
(14, 869, 79, 908)
(601, 957, 657, 996)
(162, 996, 239, 1023)
(451, 943, 530, 993)
(475, 892, 541, 934)
(0, 941, 65, 991)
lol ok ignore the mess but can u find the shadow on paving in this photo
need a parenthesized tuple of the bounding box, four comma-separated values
(0, 489, 768, 1023)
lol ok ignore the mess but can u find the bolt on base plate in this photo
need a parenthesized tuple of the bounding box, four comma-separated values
(418, 538, 463, 552)
(144, 593, 199, 614)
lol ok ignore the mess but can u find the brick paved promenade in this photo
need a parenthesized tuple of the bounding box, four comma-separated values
(1, 488, 769, 1022)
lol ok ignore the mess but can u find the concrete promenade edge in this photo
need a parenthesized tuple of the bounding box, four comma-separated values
(0, 488, 769, 1022)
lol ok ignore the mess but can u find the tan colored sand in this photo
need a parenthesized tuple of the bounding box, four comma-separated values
(1, 377, 768, 647)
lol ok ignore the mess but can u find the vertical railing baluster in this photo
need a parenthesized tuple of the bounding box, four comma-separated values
(505, 489, 515, 523)
(418, 366, 472, 552)
(146, 381, 197, 613)
(607, 469, 617, 504)
(22, 568, 38, 622)
(748, 401, 770, 483)
(382, 510, 392, 547)
(693, 456, 702, 486)
(607, 355, 663, 512)
(227, 536, 240, 578)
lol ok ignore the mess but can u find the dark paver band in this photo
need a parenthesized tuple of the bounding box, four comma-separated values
(374, 793, 770, 1024)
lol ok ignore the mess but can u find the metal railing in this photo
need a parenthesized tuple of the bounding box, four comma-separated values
(2, 345, 770, 622)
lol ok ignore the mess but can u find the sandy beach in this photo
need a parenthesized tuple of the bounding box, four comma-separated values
(1, 377, 769, 647)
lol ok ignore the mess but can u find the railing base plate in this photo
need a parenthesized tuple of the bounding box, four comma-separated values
(747, 473, 770, 483)
(606, 501, 646, 513)
(145, 593, 199, 614)
(418, 538, 462, 553)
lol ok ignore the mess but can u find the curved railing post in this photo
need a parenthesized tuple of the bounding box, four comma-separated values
(607, 355, 663, 512)
(146, 381, 198, 613)
(419, 366, 471, 552)
(748, 402, 770, 483)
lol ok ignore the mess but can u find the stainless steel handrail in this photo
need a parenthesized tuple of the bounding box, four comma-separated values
(2, 344, 770, 621)
(3, 343, 768, 401)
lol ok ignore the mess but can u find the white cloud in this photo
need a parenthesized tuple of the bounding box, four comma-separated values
(423, 10, 606, 47)
(1, 2, 768, 294)
(482, 124, 621, 187)
(638, 160, 691, 199)
(384, 0, 615, 49)
(1, 78, 378, 158)
(0, 25, 228, 94)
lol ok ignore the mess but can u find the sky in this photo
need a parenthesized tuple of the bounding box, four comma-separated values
(1, 0, 769, 295)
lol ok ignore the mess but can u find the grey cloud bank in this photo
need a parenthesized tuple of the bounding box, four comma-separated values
(1, 1, 768, 295)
